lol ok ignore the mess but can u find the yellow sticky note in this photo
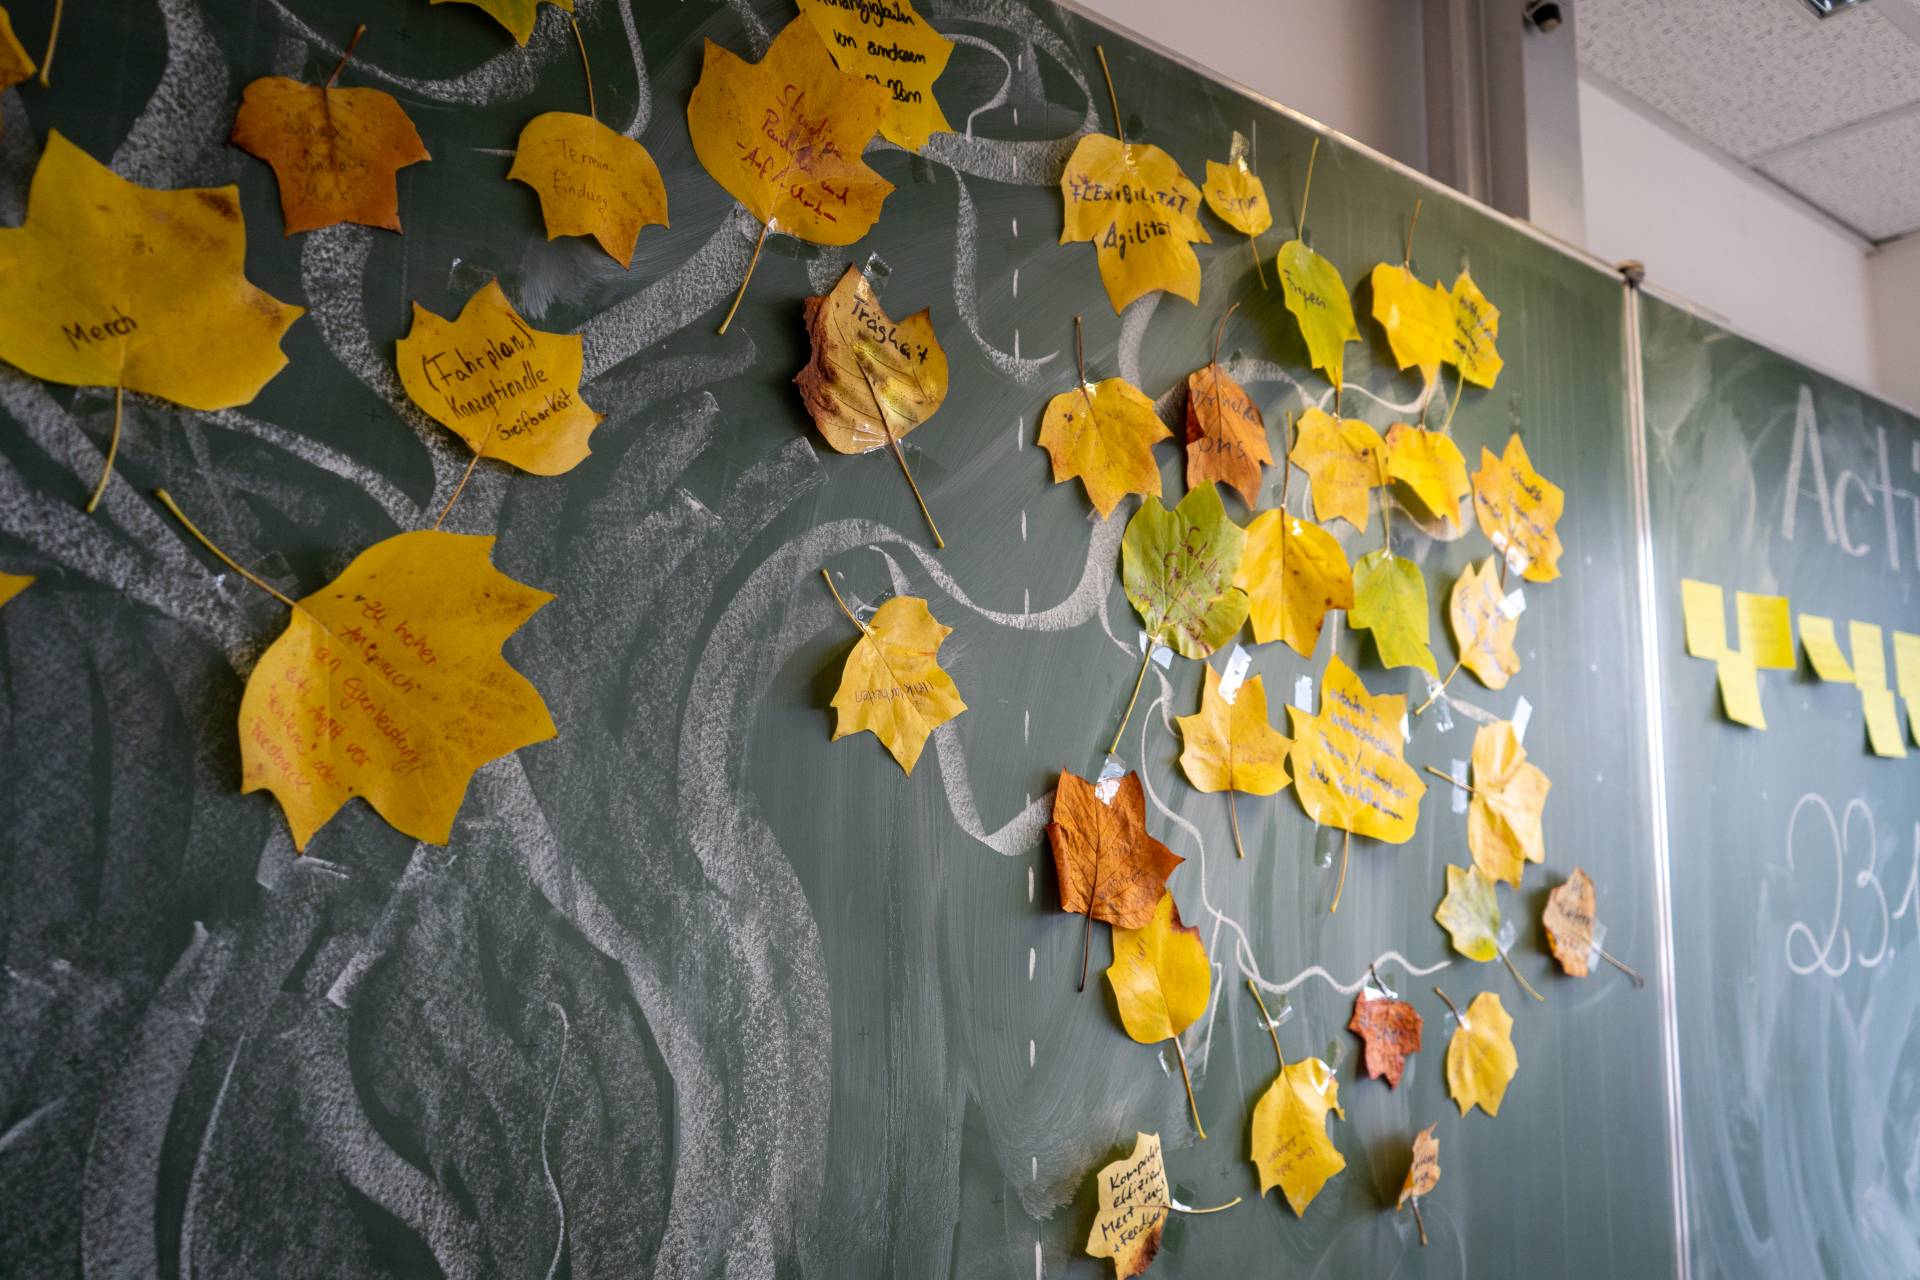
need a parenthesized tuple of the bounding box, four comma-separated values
(1799, 615, 1854, 683)
(1851, 621, 1887, 691)
(1894, 630, 1920, 703)
(1681, 579, 1726, 660)
(1716, 651, 1766, 729)
(1863, 687, 1908, 758)
(1735, 592, 1794, 669)
(1908, 697, 1920, 750)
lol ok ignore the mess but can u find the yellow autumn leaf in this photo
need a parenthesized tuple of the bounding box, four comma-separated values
(824, 583, 966, 776)
(1370, 262, 1446, 385)
(1250, 1056, 1346, 1216)
(1177, 663, 1291, 796)
(795, 264, 947, 454)
(508, 111, 669, 266)
(1472, 434, 1564, 583)
(1039, 362, 1170, 519)
(1350, 549, 1438, 677)
(797, 0, 954, 151)
(1108, 891, 1211, 1136)
(396, 279, 603, 477)
(1061, 132, 1211, 313)
(1384, 424, 1471, 527)
(1289, 407, 1385, 532)
(1201, 137, 1271, 237)
(0, 131, 305, 509)
(1235, 507, 1353, 657)
(1468, 719, 1550, 887)
(1448, 556, 1521, 690)
(0, 570, 33, 609)
(1086, 1133, 1240, 1277)
(1433, 863, 1500, 962)
(1443, 269, 1502, 388)
(1443, 990, 1517, 1117)
(236, 530, 556, 852)
(432, 0, 571, 46)
(1277, 239, 1358, 389)
(0, 7, 37, 138)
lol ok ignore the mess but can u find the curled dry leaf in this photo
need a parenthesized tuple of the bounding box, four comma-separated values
(1349, 549, 1439, 678)
(1250, 1056, 1346, 1216)
(1467, 719, 1551, 887)
(1449, 556, 1522, 690)
(1085, 1133, 1169, 1278)
(1122, 484, 1250, 659)
(1286, 655, 1425, 844)
(1061, 133, 1211, 313)
(1039, 371, 1169, 519)
(1384, 424, 1471, 527)
(1185, 361, 1272, 508)
(1543, 867, 1599, 977)
(509, 112, 668, 266)
(798, 0, 954, 151)
(825, 592, 966, 775)
(1349, 990, 1423, 1088)
(1444, 991, 1517, 1117)
(795, 264, 948, 454)
(1472, 434, 1565, 583)
(1289, 407, 1385, 532)
(1235, 507, 1353, 657)
(1398, 1125, 1440, 1208)
(1443, 268, 1503, 388)
(0, 7, 34, 138)
(433, 0, 572, 46)
(1434, 863, 1501, 962)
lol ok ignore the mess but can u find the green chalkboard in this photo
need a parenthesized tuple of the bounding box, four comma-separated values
(0, 1, 1679, 1276)
(1640, 291, 1920, 1280)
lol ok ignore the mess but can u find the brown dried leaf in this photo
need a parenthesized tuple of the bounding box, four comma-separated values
(1543, 867, 1598, 977)
(1348, 991, 1424, 1089)
(1049, 770, 1183, 930)
(1184, 362, 1271, 507)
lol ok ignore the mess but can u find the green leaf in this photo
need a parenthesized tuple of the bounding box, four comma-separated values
(1122, 482, 1250, 659)
(1277, 239, 1359, 389)
(1434, 863, 1501, 962)
(1350, 548, 1438, 676)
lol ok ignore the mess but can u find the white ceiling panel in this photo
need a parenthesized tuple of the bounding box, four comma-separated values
(1758, 108, 1920, 240)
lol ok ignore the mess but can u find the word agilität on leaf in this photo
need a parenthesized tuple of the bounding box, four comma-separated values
(0, 131, 304, 512)
(798, 0, 954, 151)
(795, 264, 950, 546)
(1050, 768, 1183, 991)
(0, 570, 33, 609)
(1544, 867, 1645, 985)
(819, 571, 965, 776)
(0, 6, 34, 138)
(1434, 986, 1517, 1118)
(229, 25, 430, 236)
(1472, 433, 1564, 583)
(1039, 316, 1171, 519)
(1109, 892, 1213, 1137)
(433, 0, 571, 46)
(1466, 718, 1550, 888)
(1398, 1125, 1441, 1246)
(155, 491, 556, 852)
(1384, 424, 1471, 530)
(1201, 130, 1272, 286)
(1350, 548, 1438, 678)
(1349, 985, 1423, 1089)
(1236, 504, 1354, 658)
(1287, 655, 1425, 912)
(1276, 139, 1358, 397)
(1060, 47, 1210, 312)
(1432, 862, 1544, 1002)
(1177, 660, 1291, 859)
(396, 279, 604, 525)
(688, 16, 892, 333)
(1084, 1132, 1241, 1279)
(1112, 483, 1250, 752)
(1185, 302, 1273, 508)
(1245, 981, 1346, 1217)
(1290, 407, 1385, 533)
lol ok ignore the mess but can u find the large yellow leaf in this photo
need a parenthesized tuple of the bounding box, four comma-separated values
(1249, 1056, 1346, 1216)
(0, 7, 36, 138)
(1442, 269, 1502, 388)
(239, 531, 555, 851)
(1444, 991, 1517, 1117)
(1108, 891, 1209, 1044)
(1235, 508, 1353, 657)
(1085, 1132, 1171, 1279)
(431, 0, 571, 46)
(1039, 373, 1170, 519)
(1370, 262, 1446, 385)
(1471, 434, 1564, 584)
(1384, 424, 1470, 527)
(1061, 133, 1211, 313)
(1286, 655, 1425, 844)
(794, 264, 947, 454)
(1448, 556, 1521, 690)
(1349, 548, 1438, 677)
(1289, 407, 1384, 532)
(508, 111, 668, 266)
(1176, 663, 1291, 796)
(230, 70, 431, 235)
(0, 570, 33, 610)
(1467, 719, 1550, 887)
(1433, 863, 1500, 962)
(396, 279, 603, 476)
(1185, 361, 1272, 508)
(797, 0, 954, 151)
(827, 593, 965, 775)
(1277, 239, 1357, 389)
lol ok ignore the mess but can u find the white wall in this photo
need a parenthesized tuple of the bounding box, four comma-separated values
(1868, 235, 1920, 414)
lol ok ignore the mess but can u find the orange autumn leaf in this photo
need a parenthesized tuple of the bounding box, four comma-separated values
(1235, 507, 1353, 657)
(509, 111, 669, 266)
(1061, 132, 1210, 313)
(1185, 358, 1272, 507)
(1472, 434, 1564, 583)
(1384, 424, 1470, 527)
(1448, 556, 1521, 690)
(1050, 768, 1182, 987)
(1289, 407, 1385, 532)
(0, 7, 33, 138)
(1543, 867, 1598, 977)
(1349, 989, 1423, 1089)
(433, 0, 572, 45)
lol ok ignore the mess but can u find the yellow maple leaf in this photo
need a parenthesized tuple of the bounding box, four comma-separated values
(229, 528, 556, 852)
(1349, 548, 1438, 677)
(396, 279, 604, 480)
(0, 570, 33, 609)
(1277, 239, 1358, 390)
(1038, 337, 1170, 518)
(1201, 133, 1271, 285)
(797, 0, 953, 151)
(822, 575, 965, 775)
(1235, 507, 1353, 657)
(0, 131, 305, 510)
(1061, 132, 1211, 313)
(1370, 262, 1447, 385)
(431, 0, 571, 45)
(1467, 719, 1550, 887)
(1289, 407, 1385, 532)
(1448, 556, 1521, 690)
(1433, 863, 1501, 962)
(1443, 269, 1502, 388)
(1472, 434, 1565, 583)
(1384, 424, 1470, 527)
(0, 7, 35, 138)
(508, 111, 668, 266)
(229, 31, 432, 236)
(1441, 989, 1517, 1117)
(1250, 1054, 1346, 1216)
(1108, 891, 1212, 1137)
(1177, 662, 1291, 859)
(688, 17, 894, 331)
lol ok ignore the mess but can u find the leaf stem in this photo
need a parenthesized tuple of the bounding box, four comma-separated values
(153, 488, 296, 608)
(1330, 828, 1350, 914)
(1500, 947, 1546, 1003)
(1249, 234, 1267, 287)
(1279, 410, 1295, 512)
(1431, 985, 1463, 1022)
(1412, 1199, 1429, 1246)
(1094, 45, 1124, 145)
(1163, 1195, 1242, 1215)
(856, 354, 943, 549)
(1442, 366, 1465, 431)
(37, 0, 63, 87)
(1245, 979, 1286, 1071)
(84, 383, 124, 514)
(717, 219, 770, 335)
(1109, 646, 1152, 756)
(434, 416, 502, 530)
(1210, 300, 1239, 367)
(1421, 763, 1479, 795)
(1296, 136, 1320, 239)
(820, 568, 873, 637)
(1228, 788, 1245, 860)
(327, 23, 367, 88)
(1173, 1036, 1206, 1139)
(1598, 946, 1646, 988)
(1412, 661, 1461, 716)
(1404, 197, 1422, 268)
(570, 17, 596, 121)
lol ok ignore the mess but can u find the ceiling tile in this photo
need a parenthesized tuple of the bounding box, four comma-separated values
(1757, 109, 1920, 240)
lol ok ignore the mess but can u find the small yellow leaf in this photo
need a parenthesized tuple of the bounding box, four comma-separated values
(431, 0, 572, 46)
(1445, 991, 1517, 1117)
(230, 73, 431, 235)
(1398, 1125, 1440, 1209)
(1107, 891, 1210, 1045)
(1370, 263, 1447, 385)
(1443, 269, 1502, 388)
(1350, 549, 1438, 677)
(396, 279, 604, 476)
(1184, 361, 1272, 508)
(1177, 663, 1291, 796)
(798, 0, 954, 151)
(1061, 133, 1211, 313)
(1384, 424, 1470, 527)
(1286, 655, 1425, 844)
(1201, 154, 1272, 238)
(0, 570, 33, 609)
(795, 264, 948, 455)
(508, 111, 669, 266)
(0, 8, 37, 138)
(1467, 719, 1550, 887)
(1434, 863, 1500, 962)
(1249, 1057, 1346, 1216)
(1085, 1132, 1171, 1279)
(1235, 508, 1353, 657)
(1039, 374, 1170, 519)
(1289, 407, 1385, 532)
(1471, 434, 1565, 583)
(1277, 239, 1358, 388)
(828, 595, 966, 774)
(1448, 557, 1521, 690)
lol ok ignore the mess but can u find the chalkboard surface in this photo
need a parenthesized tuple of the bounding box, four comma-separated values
(1640, 293, 1920, 1280)
(0, 2, 1679, 1277)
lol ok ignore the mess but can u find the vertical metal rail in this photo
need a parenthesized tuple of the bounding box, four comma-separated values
(1624, 284, 1692, 1280)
